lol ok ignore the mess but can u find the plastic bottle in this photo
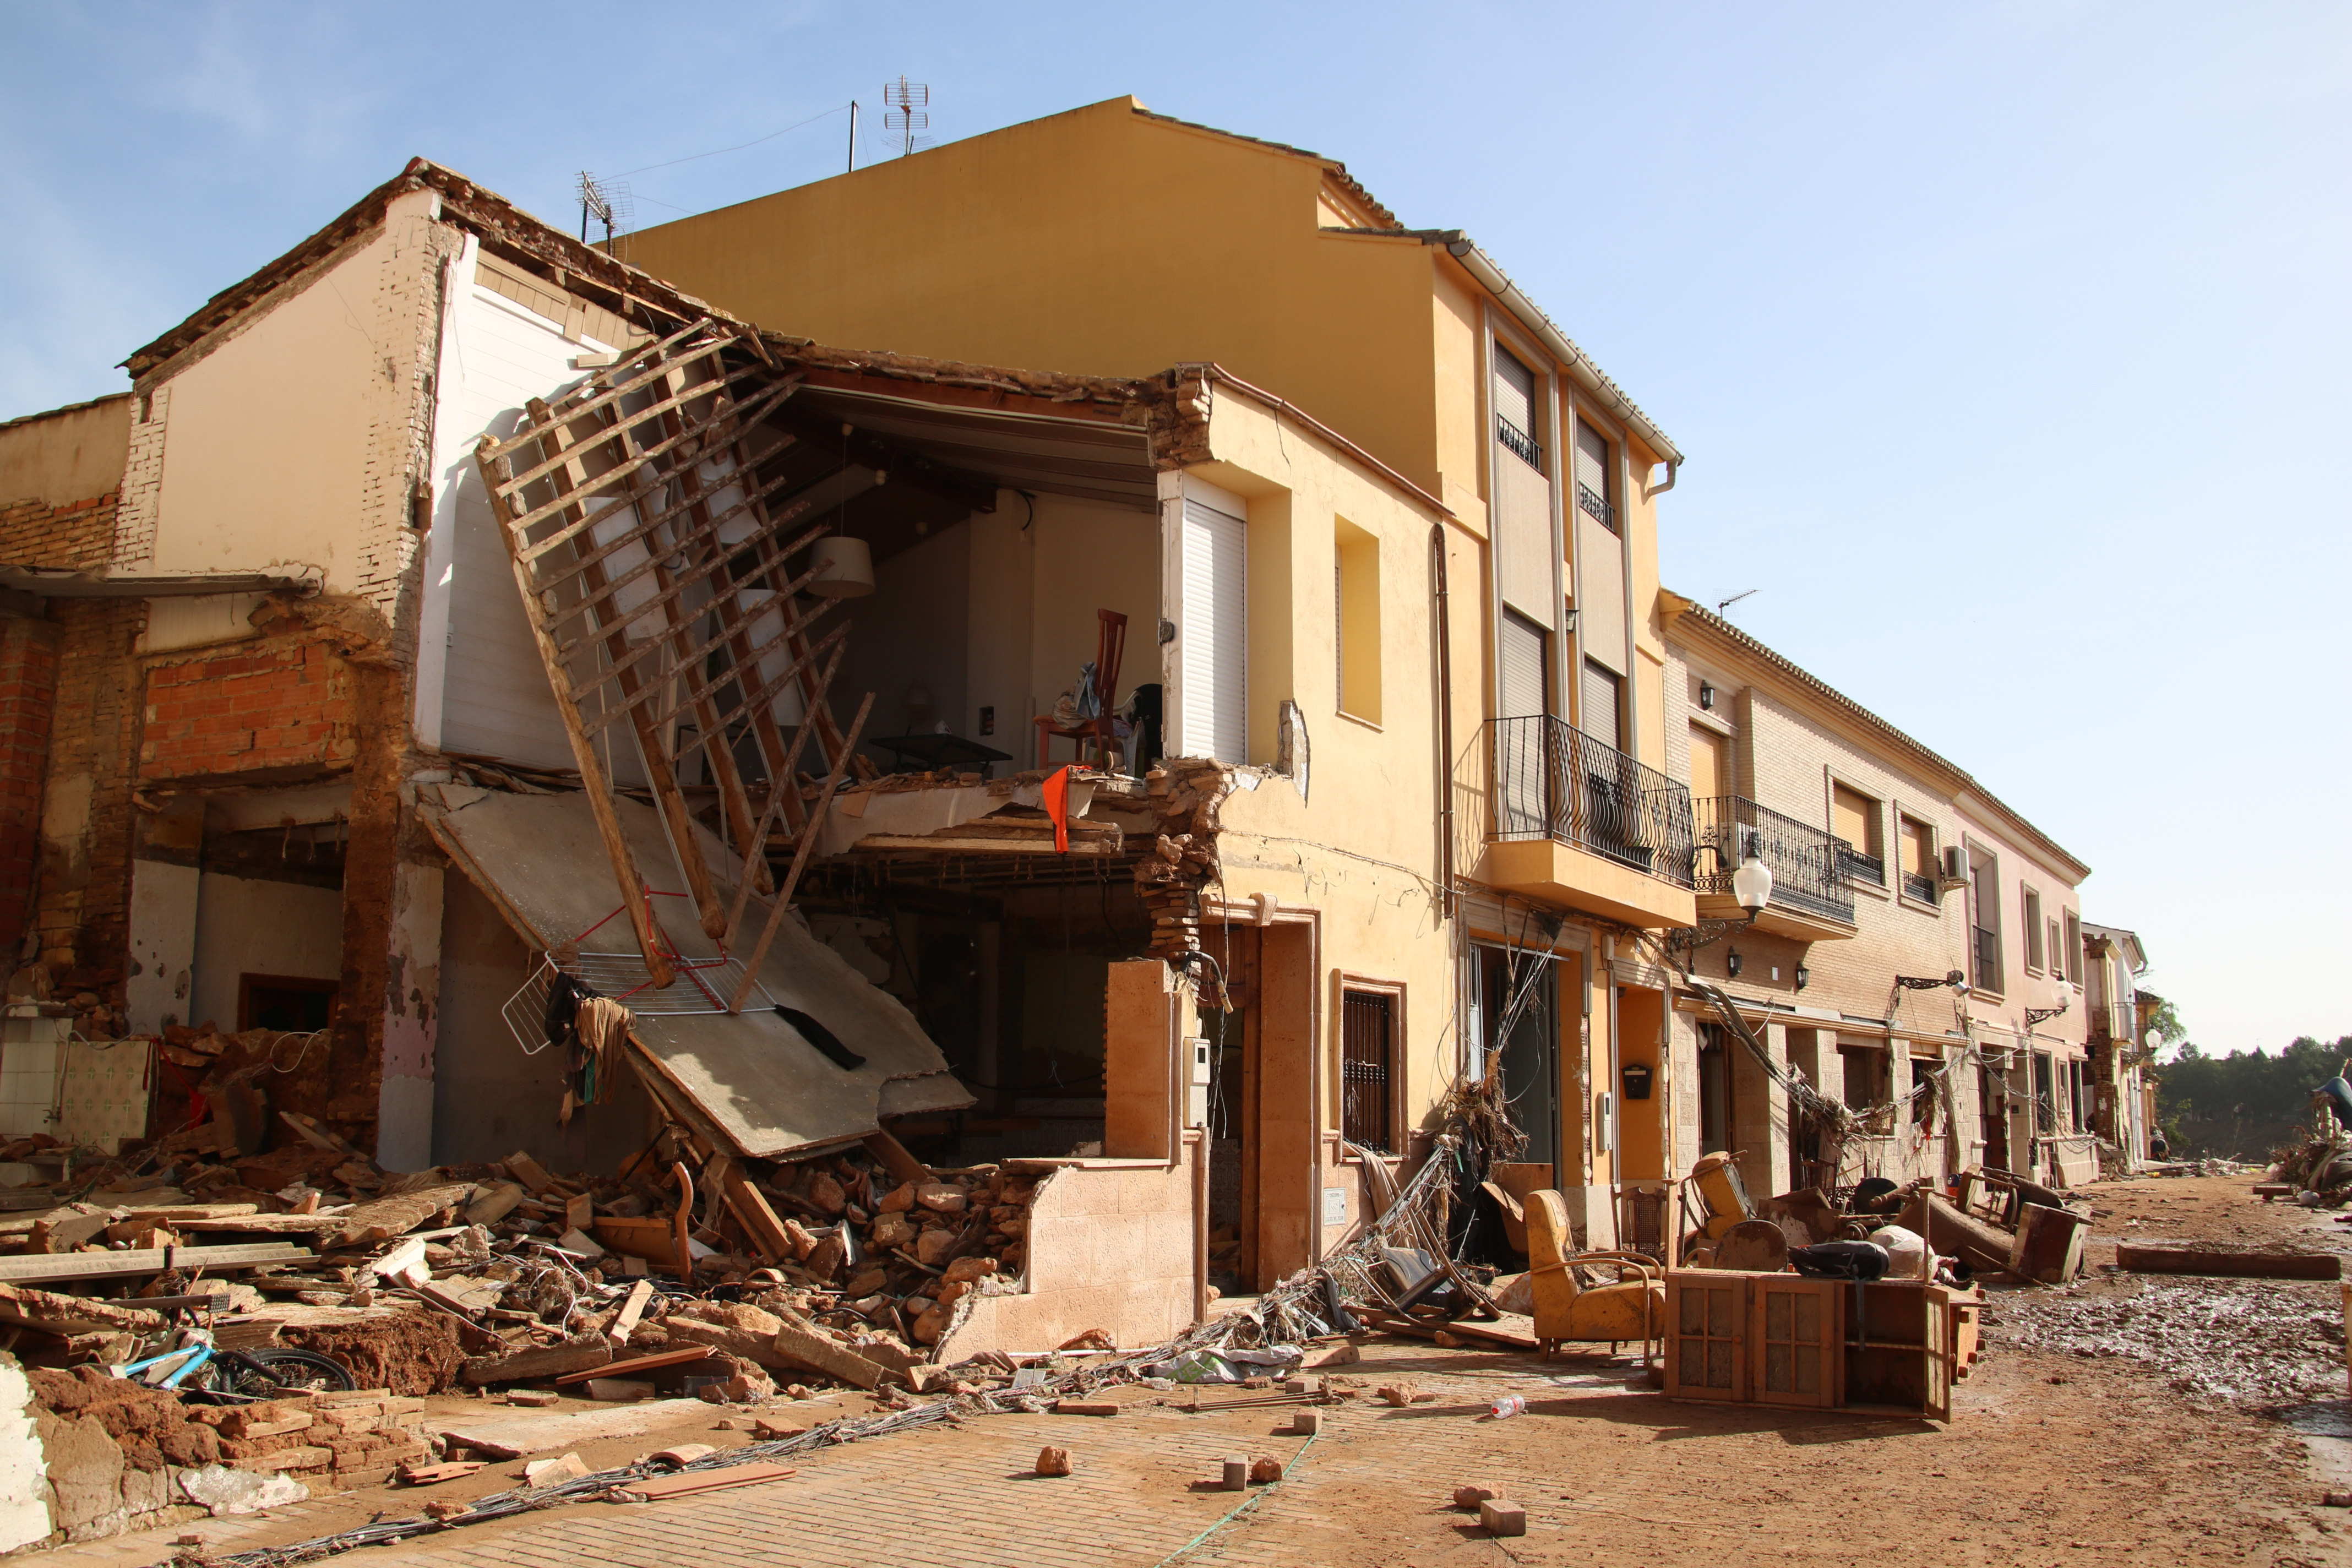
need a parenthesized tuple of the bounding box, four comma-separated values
(1487, 1395, 1526, 1419)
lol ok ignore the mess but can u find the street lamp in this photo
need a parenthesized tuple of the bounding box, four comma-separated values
(1731, 836, 1773, 918)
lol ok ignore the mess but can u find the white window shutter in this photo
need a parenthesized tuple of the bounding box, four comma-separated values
(1181, 497, 1247, 762)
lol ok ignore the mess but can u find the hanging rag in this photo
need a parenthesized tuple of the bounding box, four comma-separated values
(574, 995, 633, 1108)
(1042, 765, 1071, 854)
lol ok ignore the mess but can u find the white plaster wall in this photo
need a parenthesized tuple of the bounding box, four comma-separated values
(188, 873, 344, 1034)
(0, 1354, 50, 1552)
(423, 256, 614, 772)
(123, 861, 200, 1035)
(830, 519, 972, 761)
(376, 862, 443, 1174)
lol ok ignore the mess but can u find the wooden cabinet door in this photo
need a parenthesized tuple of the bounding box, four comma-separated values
(1748, 1276, 1842, 1409)
(1922, 1284, 1955, 1422)
(1665, 1273, 1746, 1401)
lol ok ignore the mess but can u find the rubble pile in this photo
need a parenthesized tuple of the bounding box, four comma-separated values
(2266, 1127, 2352, 1202)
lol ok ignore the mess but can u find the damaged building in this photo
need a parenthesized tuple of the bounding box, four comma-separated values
(0, 97, 2159, 1444)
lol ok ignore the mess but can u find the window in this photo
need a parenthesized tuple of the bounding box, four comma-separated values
(2049, 918, 2066, 983)
(1840, 1043, 1887, 1107)
(1698, 1023, 1733, 1154)
(1573, 421, 1616, 534)
(1968, 845, 2003, 992)
(1898, 814, 1936, 902)
(2032, 1052, 2056, 1134)
(1493, 348, 1542, 471)
(1333, 519, 1382, 722)
(1500, 609, 1549, 721)
(1910, 1056, 1937, 1126)
(1180, 490, 1247, 761)
(1831, 782, 1884, 884)
(2064, 911, 2081, 984)
(238, 974, 338, 1033)
(1580, 658, 1623, 749)
(1341, 989, 1397, 1152)
(2023, 888, 2045, 972)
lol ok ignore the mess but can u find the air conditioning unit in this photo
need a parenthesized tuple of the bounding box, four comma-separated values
(1939, 844, 1970, 892)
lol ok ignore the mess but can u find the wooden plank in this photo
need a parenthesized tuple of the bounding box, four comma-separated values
(0, 1243, 313, 1284)
(610, 1278, 656, 1346)
(554, 1345, 720, 1385)
(713, 1158, 796, 1265)
(727, 694, 874, 1012)
(477, 317, 720, 460)
(2115, 1245, 2343, 1280)
(618, 1463, 795, 1501)
(769, 1313, 887, 1390)
(473, 434, 674, 989)
(522, 394, 728, 941)
(460, 1335, 613, 1386)
(862, 1130, 932, 1189)
(851, 836, 1119, 857)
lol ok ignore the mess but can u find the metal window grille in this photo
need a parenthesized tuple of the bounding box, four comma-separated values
(1577, 481, 1618, 535)
(1341, 990, 1396, 1153)
(1496, 416, 1544, 471)
(1901, 869, 1937, 902)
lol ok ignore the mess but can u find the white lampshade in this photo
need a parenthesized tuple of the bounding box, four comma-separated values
(1732, 846, 1773, 916)
(809, 536, 874, 597)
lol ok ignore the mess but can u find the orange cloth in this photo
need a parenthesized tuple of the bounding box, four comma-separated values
(1042, 765, 1071, 854)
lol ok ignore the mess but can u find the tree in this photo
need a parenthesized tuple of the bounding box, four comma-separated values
(2156, 1035, 2352, 1158)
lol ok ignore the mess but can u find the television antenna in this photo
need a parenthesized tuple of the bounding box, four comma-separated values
(1717, 588, 1758, 616)
(576, 172, 635, 258)
(882, 77, 930, 157)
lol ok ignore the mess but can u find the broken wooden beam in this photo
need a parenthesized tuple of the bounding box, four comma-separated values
(0, 1243, 314, 1284)
(2114, 1245, 2343, 1280)
(459, 1335, 614, 1386)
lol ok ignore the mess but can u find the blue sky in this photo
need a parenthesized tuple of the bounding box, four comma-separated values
(4, 2, 2345, 1056)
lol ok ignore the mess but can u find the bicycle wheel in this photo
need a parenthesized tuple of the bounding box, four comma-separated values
(195, 1347, 358, 1398)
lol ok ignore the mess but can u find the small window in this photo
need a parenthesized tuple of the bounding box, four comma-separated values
(1898, 815, 1936, 901)
(2049, 918, 2066, 983)
(1910, 1057, 1937, 1126)
(2023, 888, 2045, 971)
(1341, 989, 1397, 1153)
(1573, 421, 1616, 534)
(238, 974, 339, 1033)
(1831, 782, 1884, 884)
(1492, 349, 1542, 471)
(2063, 911, 2082, 984)
(1334, 519, 1382, 722)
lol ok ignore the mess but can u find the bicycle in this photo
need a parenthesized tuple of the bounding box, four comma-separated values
(113, 1329, 357, 1401)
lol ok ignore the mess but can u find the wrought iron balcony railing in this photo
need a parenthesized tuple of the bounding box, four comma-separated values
(1576, 481, 1619, 535)
(1837, 843, 1886, 886)
(1496, 417, 1544, 471)
(1901, 869, 1937, 903)
(1690, 796, 1855, 925)
(1490, 714, 1694, 887)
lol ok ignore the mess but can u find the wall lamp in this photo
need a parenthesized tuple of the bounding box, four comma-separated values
(1698, 682, 1716, 711)
(1794, 965, 1809, 992)
(1726, 949, 1744, 978)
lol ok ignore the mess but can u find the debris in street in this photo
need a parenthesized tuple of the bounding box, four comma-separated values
(1454, 1482, 1499, 1508)
(1034, 1445, 1072, 1476)
(1220, 1456, 1249, 1490)
(2115, 1245, 2343, 1280)
(1478, 1499, 1528, 1536)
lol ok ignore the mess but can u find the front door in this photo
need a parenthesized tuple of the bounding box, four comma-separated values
(1483, 946, 1558, 1171)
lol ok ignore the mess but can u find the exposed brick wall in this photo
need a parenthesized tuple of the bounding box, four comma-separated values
(0, 492, 118, 573)
(27, 600, 144, 1025)
(139, 642, 354, 781)
(0, 615, 62, 960)
(109, 388, 168, 573)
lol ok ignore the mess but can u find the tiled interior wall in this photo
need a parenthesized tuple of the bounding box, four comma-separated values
(0, 1014, 66, 1139)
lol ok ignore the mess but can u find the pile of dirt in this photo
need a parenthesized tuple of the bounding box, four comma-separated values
(278, 1310, 465, 1395)
(1990, 1276, 2346, 1407)
(26, 1365, 221, 1469)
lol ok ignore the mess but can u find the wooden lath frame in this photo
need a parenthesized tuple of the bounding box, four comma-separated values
(470, 322, 865, 989)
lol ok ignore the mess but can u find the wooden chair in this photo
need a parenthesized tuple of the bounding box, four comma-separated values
(1525, 1188, 1666, 1362)
(1035, 609, 1128, 769)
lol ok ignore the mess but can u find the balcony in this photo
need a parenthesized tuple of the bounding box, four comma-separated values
(1690, 796, 1858, 941)
(1837, 842, 1885, 886)
(1496, 416, 1543, 471)
(1477, 715, 1696, 929)
(1901, 869, 1937, 903)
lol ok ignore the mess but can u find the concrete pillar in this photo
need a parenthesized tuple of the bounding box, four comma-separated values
(375, 856, 443, 1173)
(123, 794, 202, 1034)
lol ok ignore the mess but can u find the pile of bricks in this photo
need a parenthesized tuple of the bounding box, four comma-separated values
(192, 1388, 433, 1487)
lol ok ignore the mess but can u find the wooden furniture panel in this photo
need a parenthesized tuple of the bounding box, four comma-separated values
(1664, 1272, 1745, 1402)
(1750, 1275, 1842, 1409)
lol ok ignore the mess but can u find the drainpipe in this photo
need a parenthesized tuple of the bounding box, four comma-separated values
(1432, 522, 1455, 924)
(1190, 1126, 1210, 1323)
